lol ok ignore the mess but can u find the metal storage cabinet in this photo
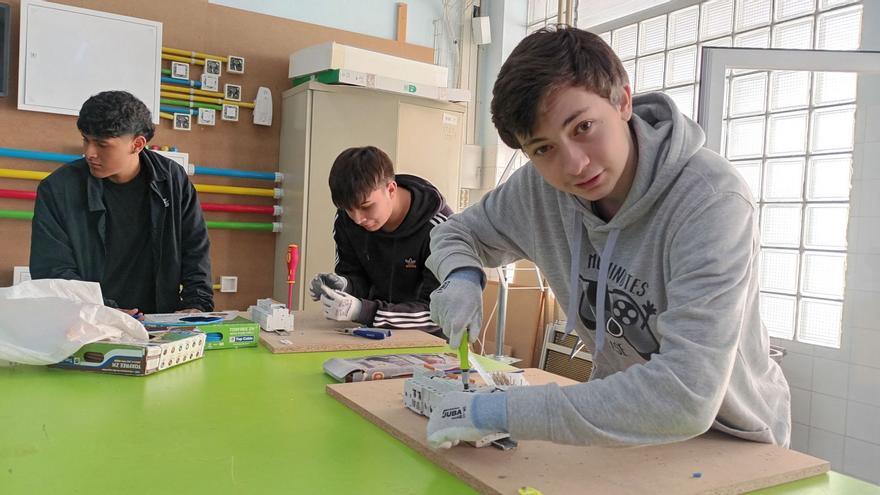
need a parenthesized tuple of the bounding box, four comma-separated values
(274, 82, 465, 311)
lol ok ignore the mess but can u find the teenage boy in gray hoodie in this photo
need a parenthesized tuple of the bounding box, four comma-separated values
(425, 26, 791, 449)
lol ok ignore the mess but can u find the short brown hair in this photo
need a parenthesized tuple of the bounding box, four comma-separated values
(328, 146, 395, 210)
(491, 25, 629, 150)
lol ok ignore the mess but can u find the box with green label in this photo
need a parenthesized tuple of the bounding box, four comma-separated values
(50, 329, 206, 376)
(143, 312, 260, 350)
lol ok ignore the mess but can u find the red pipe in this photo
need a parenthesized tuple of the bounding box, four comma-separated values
(0, 189, 277, 216)
(200, 203, 276, 215)
(0, 189, 37, 200)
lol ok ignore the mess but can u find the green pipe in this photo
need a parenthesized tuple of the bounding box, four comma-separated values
(0, 210, 276, 232)
(160, 98, 222, 111)
(0, 210, 33, 220)
(162, 68, 171, 75)
(206, 220, 275, 231)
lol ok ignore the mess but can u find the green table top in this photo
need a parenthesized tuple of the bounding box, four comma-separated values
(1, 344, 878, 494)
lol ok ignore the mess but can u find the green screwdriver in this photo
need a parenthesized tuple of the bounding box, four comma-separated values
(459, 331, 470, 391)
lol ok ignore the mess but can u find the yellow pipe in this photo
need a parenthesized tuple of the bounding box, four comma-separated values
(161, 91, 255, 109)
(160, 84, 223, 99)
(212, 283, 221, 290)
(0, 168, 49, 180)
(159, 112, 174, 120)
(162, 47, 228, 63)
(194, 184, 276, 198)
(162, 53, 207, 66)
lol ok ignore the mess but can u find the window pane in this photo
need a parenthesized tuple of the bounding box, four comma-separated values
(612, 24, 638, 60)
(636, 54, 665, 92)
(804, 205, 849, 250)
(769, 71, 810, 111)
(799, 298, 842, 347)
(811, 105, 856, 153)
(813, 72, 858, 106)
(666, 46, 698, 86)
(762, 204, 802, 247)
(735, 27, 771, 48)
(668, 6, 700, 48)
(527, 22, 544, 35)
(729, 72, 768, 117)
(807, 154, 852, 200)
(529, 0, 547, 23)
(639, 15, 667, 55)
(665, 85, 695, 118)
(819, 0, 857, 9)
(736, 0, 772, 31)
(772, 17, 814, 49)
(701, 0, 734, 40)
(733, 160, 762, 200)
(727, 116, 766, 159)
(761, 248, 800, 293)
(816, 5, 862, 50)
(775, 0, 816, 21)
(599, 32, 612, 45)
(762, 293, 797, 339)
(801, 252, 846, 299)
(767, 111, 808, 157)
(622, 59, 636, 89)
(763, 158, 805, 201)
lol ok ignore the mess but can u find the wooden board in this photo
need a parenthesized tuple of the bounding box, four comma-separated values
(260, 311, 446, 353)
(327, 368, 829, 495)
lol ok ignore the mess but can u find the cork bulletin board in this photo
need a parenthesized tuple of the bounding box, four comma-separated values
(0, 0, 433, 309)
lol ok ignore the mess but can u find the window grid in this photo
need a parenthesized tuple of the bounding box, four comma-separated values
(587, 0, 862, 348)
(595, 1, 861, 122)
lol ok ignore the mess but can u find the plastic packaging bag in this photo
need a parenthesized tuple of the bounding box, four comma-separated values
(0, 279, 148, 365)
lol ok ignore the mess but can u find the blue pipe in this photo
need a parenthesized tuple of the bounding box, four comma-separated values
(160, 105, 199, 115)
(0, 147, 79, 163)
(161, 76, 202, 88)
(193, 166, 279, 182)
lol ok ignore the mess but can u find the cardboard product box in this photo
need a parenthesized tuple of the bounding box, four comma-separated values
(292, 69, 471, 103)
(50, 329, 206, 376)
(143, 312, 260, 351)
(289, 42, 449, 88)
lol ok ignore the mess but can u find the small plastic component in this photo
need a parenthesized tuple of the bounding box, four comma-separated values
(248, 298, 294, 333)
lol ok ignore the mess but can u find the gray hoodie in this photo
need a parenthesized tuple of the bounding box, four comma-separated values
(427, 93, 791, 447)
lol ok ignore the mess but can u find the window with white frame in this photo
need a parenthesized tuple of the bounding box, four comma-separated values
(581, 0, 863, 348)
(528, 0, 561, 33)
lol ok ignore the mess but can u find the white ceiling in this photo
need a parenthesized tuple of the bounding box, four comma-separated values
(577, 0, 672, 29)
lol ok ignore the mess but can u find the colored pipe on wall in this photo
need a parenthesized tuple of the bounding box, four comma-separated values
(205, 221, 281, 232)
(0, 147, 79, 163)
(161, 90, 255, 109)
(159, 112, 174, 120)
(162, 68, 172, 76)
(201, 203, 282, 216)
(193, 166, 281, 182)
(159, 105, 199, 115)
(1, 148, 281, 184)
(160, 83, 221, 98)
(195, 184, 282, 199)
(162, 53, 210, 66)
(0, 168, 49, 181)
(162, 47, 228, 63)
(160, 97, 223, 111)
(0, 209, 280, 231)
(161, 76, 203, 89)
(0, 190, 281, 216)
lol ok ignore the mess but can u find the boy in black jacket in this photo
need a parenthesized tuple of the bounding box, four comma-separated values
(309, 146, 451, 333)
(30, 91, 214, 317)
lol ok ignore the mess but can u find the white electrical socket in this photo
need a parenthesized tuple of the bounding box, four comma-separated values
(220, 276, 238, 293)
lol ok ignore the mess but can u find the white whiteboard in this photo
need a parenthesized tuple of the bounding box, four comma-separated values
(18, 0, 162, 123)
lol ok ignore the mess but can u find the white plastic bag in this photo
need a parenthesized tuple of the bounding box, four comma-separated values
(0, 279, 148, 365)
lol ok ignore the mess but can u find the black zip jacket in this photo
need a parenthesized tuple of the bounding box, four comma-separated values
(29, 150, 214, 312)
(333, 174, 452, 331)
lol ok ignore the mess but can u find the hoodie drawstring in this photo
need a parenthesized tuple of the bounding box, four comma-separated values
(563, 209, 621, 358)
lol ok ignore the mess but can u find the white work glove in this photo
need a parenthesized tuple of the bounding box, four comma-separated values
(427, 391, 505, 449)
(309, 272, 348, 301)
(320, 287, 362, 322)
(430, 277, 482, 348)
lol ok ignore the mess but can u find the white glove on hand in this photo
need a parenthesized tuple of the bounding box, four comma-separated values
(427, 391, 501, 449)
(309, 272, 348, 301)
(429, 278, 482, 348)
(320, 287, 362, 322)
